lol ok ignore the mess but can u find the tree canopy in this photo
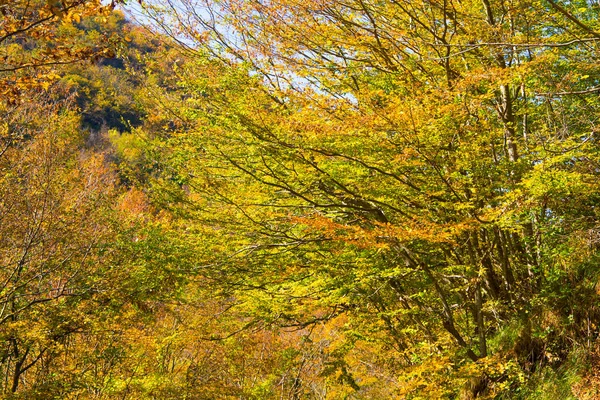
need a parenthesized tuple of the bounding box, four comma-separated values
(3, 0, 600, 398)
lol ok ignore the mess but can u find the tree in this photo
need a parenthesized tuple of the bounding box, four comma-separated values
(0, 0, 125, 104)
(141, 0, 600, 396)
(0, 95, 118, 395)
(0, 11, 202, 396)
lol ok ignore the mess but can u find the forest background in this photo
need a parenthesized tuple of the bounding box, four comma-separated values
(2, 0, 600, 398)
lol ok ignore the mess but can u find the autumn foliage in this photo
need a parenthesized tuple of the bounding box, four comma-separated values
(3, 0, 600, 398)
